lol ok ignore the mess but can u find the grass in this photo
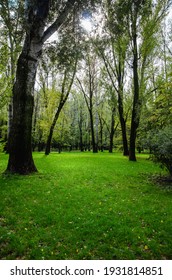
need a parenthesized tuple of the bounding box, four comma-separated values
(0, 151, 172, 260)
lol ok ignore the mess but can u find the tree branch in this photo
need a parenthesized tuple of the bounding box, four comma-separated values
(42, 0, 78, 43)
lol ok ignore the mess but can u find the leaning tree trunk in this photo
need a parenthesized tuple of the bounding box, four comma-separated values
(45, 105, 63, 155)
(6, 17, 46, 174)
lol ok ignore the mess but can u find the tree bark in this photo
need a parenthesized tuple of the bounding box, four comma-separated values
(109, 107, 115, 153)
(118, 90, 129, 156)
(99, 117, 104, 152)
(45, 104, 63, 155)
(5, 0, 78, 174)
(6, 46, 39, 173)
(78, 112, 84, 152)
(89, 109, 98, 153)
(5, 1, 48, 173)
(129, 11, 140, 161)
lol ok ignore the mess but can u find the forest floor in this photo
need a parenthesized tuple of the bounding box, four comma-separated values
(0, 152, 172, 260)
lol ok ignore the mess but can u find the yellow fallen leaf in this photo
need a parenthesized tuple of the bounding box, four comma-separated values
(144, 245, 148, 250)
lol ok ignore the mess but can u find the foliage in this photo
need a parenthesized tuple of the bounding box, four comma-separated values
(148, 126, 172, 176)
(0, 152, 172, 260)
(0, 0, 172, 168)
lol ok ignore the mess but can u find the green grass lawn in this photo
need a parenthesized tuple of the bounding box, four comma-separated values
(0, 152, 172, 260)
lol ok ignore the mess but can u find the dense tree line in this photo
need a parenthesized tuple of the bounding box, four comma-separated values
(0, 0, 172, 174)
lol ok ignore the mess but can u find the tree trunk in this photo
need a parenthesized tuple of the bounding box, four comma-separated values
(79, 129, 84, 152)
(6, 49, 38, 174)
(32, 91, 39, 151)
(5, 0, 78, 174)
(118, 95, 129, 156)
(117, 66, 129, 156)
(89, 109, 98, 153)
(129, 27, 140, 161)
(45, 105, 63, 155)
(109, 107, 115, 153)
(6, 12, 46, 173)
(6, 102, 13, 153)
(99, 117, 104, 152)
(45, 58, 77, 156)
(79, 117, 84, 152)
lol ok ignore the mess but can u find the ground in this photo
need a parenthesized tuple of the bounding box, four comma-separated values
(0, 152, 172, 259)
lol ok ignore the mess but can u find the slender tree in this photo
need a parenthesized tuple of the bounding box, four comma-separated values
(128, 0, 169, 160)
(97, 0, 130, 155)
(77, 48, 100, 153)
(45, 59, 77, 155)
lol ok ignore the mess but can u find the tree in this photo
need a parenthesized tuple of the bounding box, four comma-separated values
(45, 59, 77, 155)
(5, 0, 95, 174)
(44, 18, 80, 155)
(98, 72, 119, 153)
(97, 0, 130, 155)
(77, 46, 100, 153)
(69, 91, 88, 151)
(0, 0, 24, 148)
(127, 0, 169, 161)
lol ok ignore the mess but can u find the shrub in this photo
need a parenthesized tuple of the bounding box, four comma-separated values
(149, 126, 172, 176)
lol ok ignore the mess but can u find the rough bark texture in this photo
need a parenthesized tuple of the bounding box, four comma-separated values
(6, 0, 77, 174)
(6, 1, 48, 174)
(6, 48, 39, 174)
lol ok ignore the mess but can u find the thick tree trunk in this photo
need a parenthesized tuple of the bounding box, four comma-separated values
(6, 102, 13, 153)
(6, 49, 38, 174)
(6, 9, 46, 173)
(5, 0, 79, 174)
